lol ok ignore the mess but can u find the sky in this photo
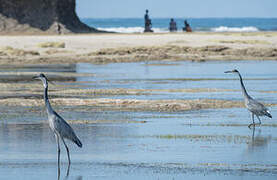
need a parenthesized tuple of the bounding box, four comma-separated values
(76, 0, 277, 18)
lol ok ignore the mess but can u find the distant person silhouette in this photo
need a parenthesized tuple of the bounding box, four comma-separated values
(169, 18, 177, 32)
(144, 9, 149, 22)
(183, 20, 192, 32)
(144, 9, 153, 32)
(57, 23, 61, 34)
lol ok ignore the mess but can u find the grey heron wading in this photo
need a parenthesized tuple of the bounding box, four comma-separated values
(225, 69, 272, 128)
(33, 73, 82, 166)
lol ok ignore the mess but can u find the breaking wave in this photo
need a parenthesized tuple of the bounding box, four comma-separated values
(97, 26, 260, 33)
(98, 27, 168, 33)
(211, 26, 259, 32)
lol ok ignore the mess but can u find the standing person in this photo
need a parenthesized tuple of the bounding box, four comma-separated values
(183, 20, 192, 32)
(169, 18, 177, 32)
(144, 9, 153, 32)
(144, 9, 149, 23)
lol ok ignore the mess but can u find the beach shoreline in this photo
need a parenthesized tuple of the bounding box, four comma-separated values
(0, 32, 276, 65)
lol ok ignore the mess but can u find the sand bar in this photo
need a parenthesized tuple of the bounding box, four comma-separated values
(0, 32, 276, 64)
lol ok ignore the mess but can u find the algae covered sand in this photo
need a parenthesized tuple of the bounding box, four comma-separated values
(0, 32, 276, 65)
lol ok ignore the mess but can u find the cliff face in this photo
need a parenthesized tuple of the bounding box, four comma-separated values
(0, 0, 98, 33)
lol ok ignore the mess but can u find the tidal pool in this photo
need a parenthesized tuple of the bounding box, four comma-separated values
(0, 60, 277, 179)
(75, 60, 277, 103)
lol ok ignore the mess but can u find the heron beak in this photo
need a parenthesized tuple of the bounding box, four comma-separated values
(224, 71, 232, 73)
(32, 76, 40, 80)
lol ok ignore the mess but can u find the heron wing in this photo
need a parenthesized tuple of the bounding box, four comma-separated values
(53, 111, 81, 145)
(247, 98, 268, 114)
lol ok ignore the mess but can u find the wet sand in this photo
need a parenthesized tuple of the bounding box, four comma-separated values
(0, 32, 276, 64)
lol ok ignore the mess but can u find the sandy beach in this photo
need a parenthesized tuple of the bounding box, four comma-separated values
(0, 32, 277, 65)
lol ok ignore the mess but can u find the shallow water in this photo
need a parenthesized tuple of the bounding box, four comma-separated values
(76, 60, 277, 103)
(1, 60, 277, 179)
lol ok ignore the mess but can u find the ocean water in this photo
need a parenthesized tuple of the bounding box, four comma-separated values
(81, 18, 277, 33)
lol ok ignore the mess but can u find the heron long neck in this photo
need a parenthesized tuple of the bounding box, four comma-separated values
(237, 72, 250, 98)
(44, 85, 54, 115)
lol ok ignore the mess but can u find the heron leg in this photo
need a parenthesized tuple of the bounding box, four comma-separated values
(66, 162, 71, 177)
(55, 134, 61, 177)
(251, 125, 255, 140)
(248, 113, 255, 129)
(57, 165, 60, 180)
(256, 115, 262, 125)
(61, 137, 71, 165)
(250, 126, 256, 149)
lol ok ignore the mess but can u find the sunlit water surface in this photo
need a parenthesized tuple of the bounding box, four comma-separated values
(1, 60, 277, 179)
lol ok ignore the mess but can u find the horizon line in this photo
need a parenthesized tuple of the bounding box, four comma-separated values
(79, 16, 277, 19)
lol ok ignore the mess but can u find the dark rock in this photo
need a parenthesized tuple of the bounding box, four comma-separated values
(0, 0, 100, 34)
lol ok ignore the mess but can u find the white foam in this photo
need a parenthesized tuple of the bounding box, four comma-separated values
(98, 26, 260, 33)
(97, 27, 168, 33)
(211, 26, 259, 32)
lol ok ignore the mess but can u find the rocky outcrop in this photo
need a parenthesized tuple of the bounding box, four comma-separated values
(0, 0, 99, 34)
